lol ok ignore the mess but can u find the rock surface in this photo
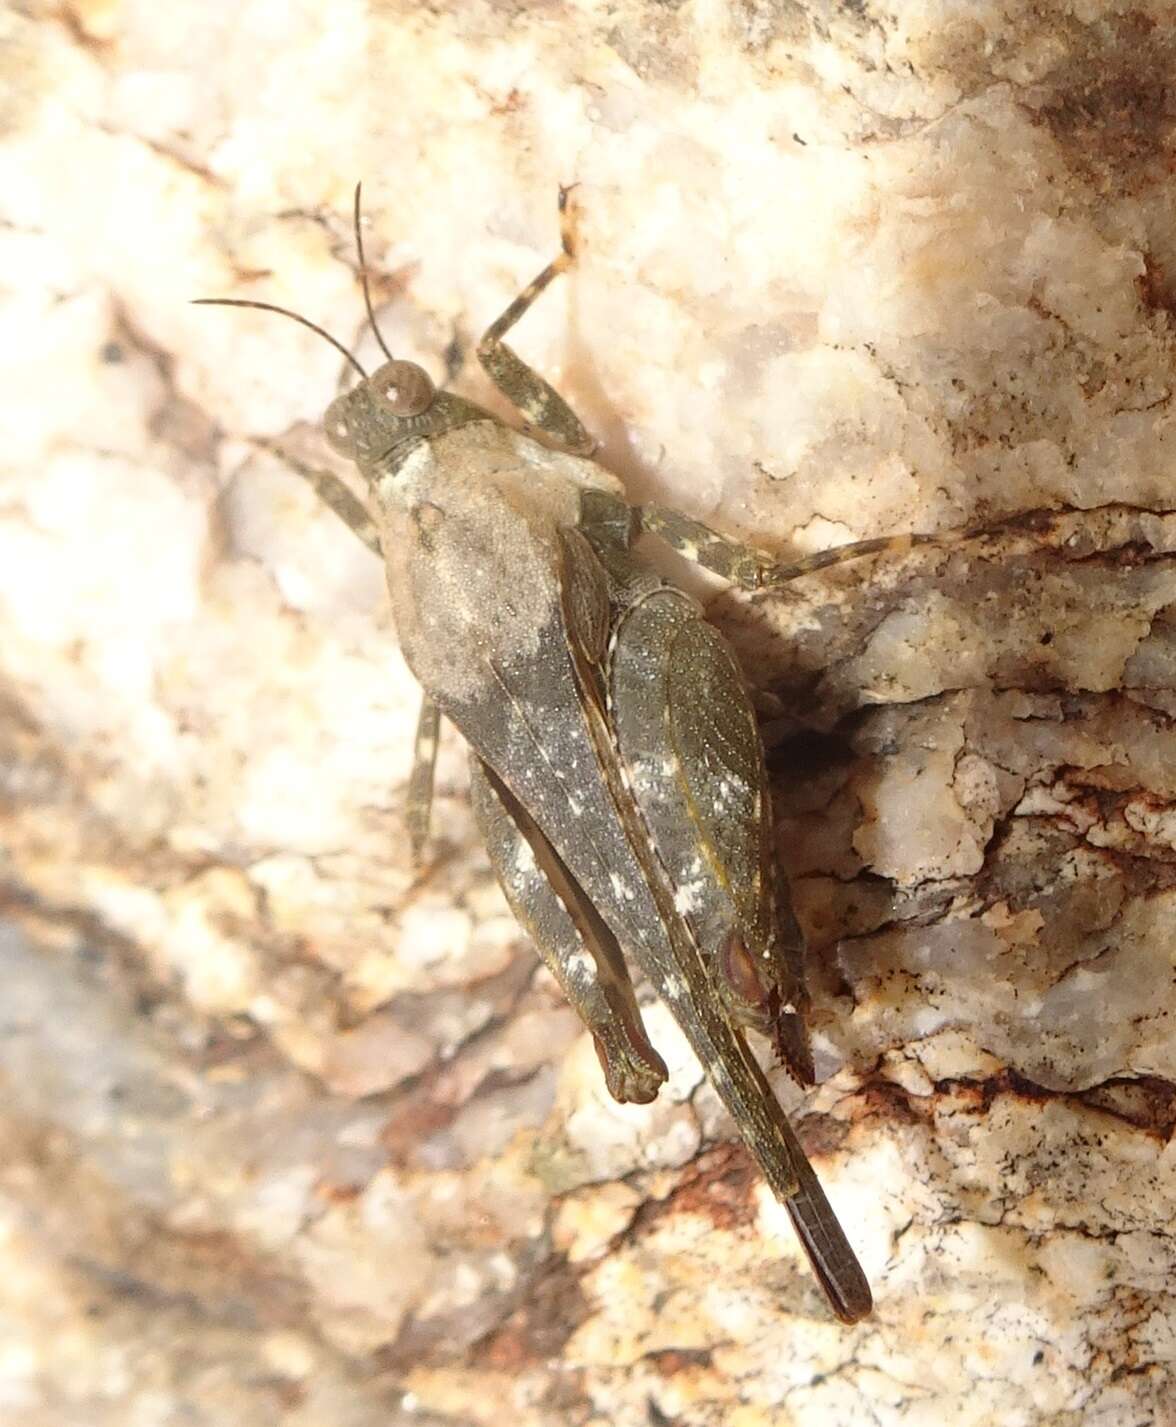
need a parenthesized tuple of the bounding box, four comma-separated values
(3, 3, 1176, 1424)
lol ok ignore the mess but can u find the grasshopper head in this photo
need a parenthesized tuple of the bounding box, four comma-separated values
(194, 187, 481, 484)
(323, 359, 438, 466)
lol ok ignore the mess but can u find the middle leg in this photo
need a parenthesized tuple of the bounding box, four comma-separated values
(255, 438, 445, 859)
(638, 503, 944, 590)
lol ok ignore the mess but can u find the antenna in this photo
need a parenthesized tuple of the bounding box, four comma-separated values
(192, 297, 369, 380)
(353, 181, 396, 364)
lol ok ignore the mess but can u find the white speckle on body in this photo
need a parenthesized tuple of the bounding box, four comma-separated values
(673, 880, 706, 915)
(566, 947, 595, 983)
(611, 871, 641, 903)
(629, 758, 668, 794)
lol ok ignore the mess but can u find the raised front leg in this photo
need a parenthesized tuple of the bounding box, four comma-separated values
(469, 757, 668, 1105)
(476, 188, 595, 455)
(639, 503, 941, 590)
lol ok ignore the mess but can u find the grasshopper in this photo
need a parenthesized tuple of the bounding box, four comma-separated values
(196, 187, 927, 1323)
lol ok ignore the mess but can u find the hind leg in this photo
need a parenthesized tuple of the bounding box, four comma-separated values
(470, 758, 668, 1104)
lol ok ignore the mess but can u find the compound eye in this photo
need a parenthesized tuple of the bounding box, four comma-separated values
(324, 395, 356, 456)
(372, 360, 435, 417)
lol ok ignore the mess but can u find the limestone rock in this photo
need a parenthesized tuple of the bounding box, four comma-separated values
(3, 4, 1176, 1424)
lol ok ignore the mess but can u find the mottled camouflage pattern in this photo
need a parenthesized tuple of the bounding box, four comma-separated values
(199, 188, 893, 1323)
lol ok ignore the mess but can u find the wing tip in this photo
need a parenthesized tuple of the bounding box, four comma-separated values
(784, 1168, 874, 1324)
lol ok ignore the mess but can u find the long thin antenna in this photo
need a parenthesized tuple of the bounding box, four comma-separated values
(191, 297, 369, 380)
(353, 181, 396, 363)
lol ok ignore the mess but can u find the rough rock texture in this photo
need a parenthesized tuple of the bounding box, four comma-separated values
(3, 2, 1176, 1424)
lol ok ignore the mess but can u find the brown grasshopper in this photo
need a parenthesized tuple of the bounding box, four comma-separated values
(197, 187, 929, 1323)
